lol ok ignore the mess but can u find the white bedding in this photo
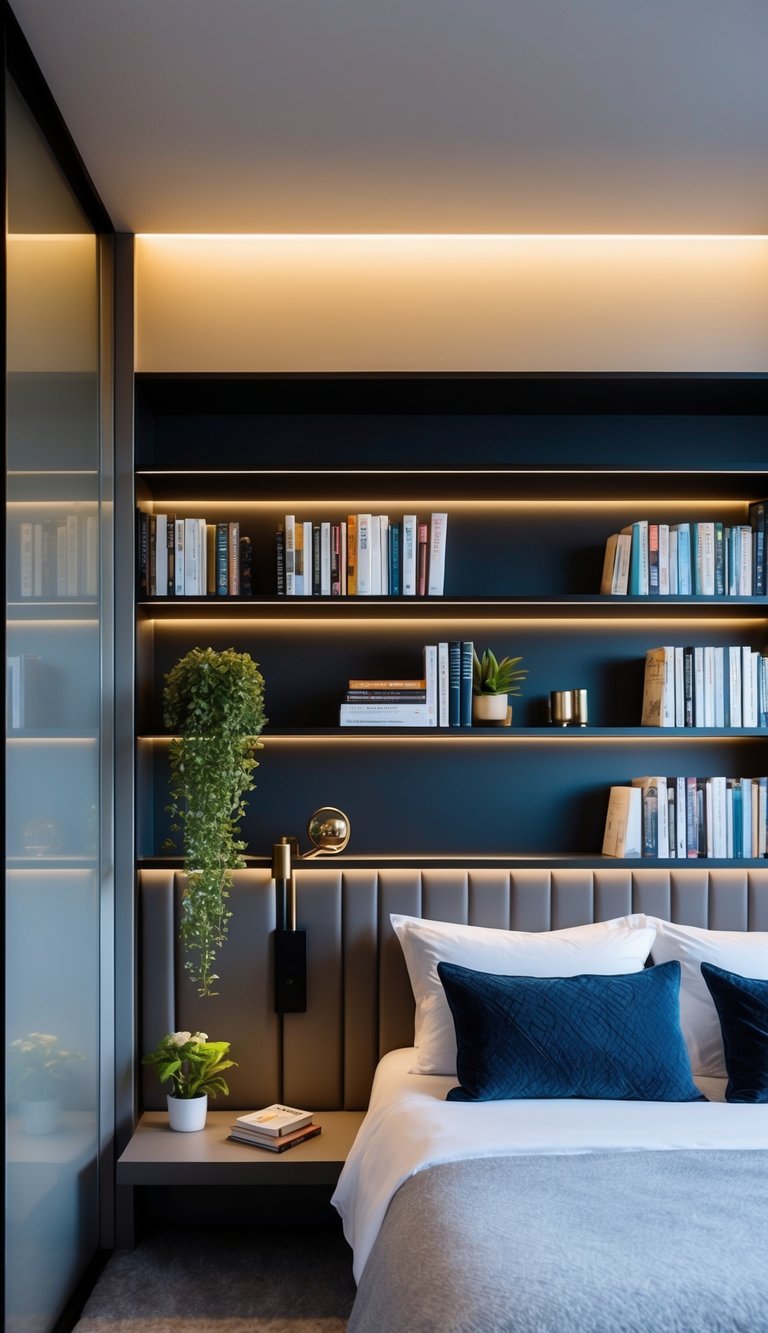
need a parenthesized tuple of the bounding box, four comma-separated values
(332, 1046, 768, 1282)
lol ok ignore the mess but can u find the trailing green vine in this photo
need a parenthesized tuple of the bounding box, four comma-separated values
(163, 647, 267, 996)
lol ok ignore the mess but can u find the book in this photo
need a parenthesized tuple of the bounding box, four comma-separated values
(370, 514, 382, 595)
(602, 786, 642, 857)
(357, 514, 372, 595)
(346, 514, 357, 595)
(749, 500, 766, 597)
(438, 641, 450, 727)
(693, 521, 715, 595)
(672, 522, 692, 595)
(600, 534, 620, 595)
(389, 520, 401, 595)
(658, 523, 670, 595)
(424, 644, 438, 726)
(216, 522, 229, 596)
(235, 1103, 314, 1136)
(417, 521, 429, 596)
(631, 775, 669, 857)
(348, 678, 426, 689)
(402, 515, 417, 595)
(622, 520, 648, 595)
(340, 703, 433, 726)
(648, 523, 659, 595)
(284, 515, 296, 595)
(320, 521, 332, 597)
(640, 647, 674, 727)
(427, 513, 448, 596)
(345, 690, 427, 702)
(448, 641, 461, 726)
(459, 641, 474, 726)
(228, 1122, 321, 1152)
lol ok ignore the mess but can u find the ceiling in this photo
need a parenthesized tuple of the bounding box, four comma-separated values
(10, 0, 768, 234)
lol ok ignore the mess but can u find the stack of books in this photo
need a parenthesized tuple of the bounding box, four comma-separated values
(20, 512, 98, 599)
(339, 641, 474, 727)
(641, 644, 768, 729)
(277, 511, 448, 597)
(600, 505, 767, 597)
(228, 1103, 320, 1152)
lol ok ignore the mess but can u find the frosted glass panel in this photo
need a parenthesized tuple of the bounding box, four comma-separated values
(5, 78, 102, 1333)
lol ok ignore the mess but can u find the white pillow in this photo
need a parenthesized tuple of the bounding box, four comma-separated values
(643, 916, 768, 1077)
(391, 913, 656, 1076)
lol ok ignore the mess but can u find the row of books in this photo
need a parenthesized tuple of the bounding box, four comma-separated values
(19, 515, 98, 599)
(7, 654, 47, 730)
(641, 645, 768, 729)
(277, 512, 447, 597)
(137, 512, 253, 597)
(603, 776, 768, 860)
(227, 1102, 320, 1153)
(339, 641, 474, 727)
(600, 507, 767, 597)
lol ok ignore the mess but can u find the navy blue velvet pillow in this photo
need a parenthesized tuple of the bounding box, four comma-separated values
(700, 962, 768, 1104)
(437, 959, 703, 1102)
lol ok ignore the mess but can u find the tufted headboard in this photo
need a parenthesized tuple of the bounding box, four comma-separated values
(139, 866, 768, 1113)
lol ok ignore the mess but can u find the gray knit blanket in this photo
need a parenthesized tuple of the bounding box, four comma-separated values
(348, 1150, 768, 1333)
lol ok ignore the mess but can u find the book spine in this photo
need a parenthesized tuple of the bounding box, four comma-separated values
(216, 522, 229, 595)
(276, 527, 286, 596)
(437, 641, 450, 727)
(331, 522, 341, 596)
(357, 514, 372, 595)
(448, 641, 461, 726)
(380, 516, 389, 595)
(402, 515, 417, 595)
(340, 704, 433, 726)
(346, 515, 357, 595)
(345, 690, 427, 701)
(460, 641, 474, 726)
(389, 520, 401, 596)
(749, 500, 766, 597)
(417, 521, 428, 596)
(166, 514, 176, 595)
(714, 521, 725, 596)
(320, 522, 332, 596)
(369, 515, 382, 595)
(174, 519, 186, 595)
(137, 511, 148, 597)
(423, 644, 438, 727)
(302, 520, 312, 597)
(427, 512, 448, 596)
(67, 513, 80, 596)
(284, 515, 296, 596)
(312, 523, 322, 596)
(600, 534, 619, 595)
(658, 523, 670, 595)
(648, 523, 659, 595)
(339, 520, 347, 596)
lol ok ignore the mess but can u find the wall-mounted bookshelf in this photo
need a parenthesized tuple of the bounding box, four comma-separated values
(133, 372, 768, 866)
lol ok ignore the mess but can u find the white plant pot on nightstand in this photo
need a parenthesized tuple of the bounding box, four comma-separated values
(167, 1093, 208, 1132)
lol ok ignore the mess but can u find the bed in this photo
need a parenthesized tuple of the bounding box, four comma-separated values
(333, 912, 768, 1333)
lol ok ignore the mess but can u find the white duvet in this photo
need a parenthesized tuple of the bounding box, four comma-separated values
(332, 1046, 768, 1282)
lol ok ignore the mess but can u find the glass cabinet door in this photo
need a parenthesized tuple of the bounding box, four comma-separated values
(5, 74, 106, 1333)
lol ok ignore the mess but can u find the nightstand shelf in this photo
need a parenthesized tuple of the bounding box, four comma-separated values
(116, 1109, 365, 1246)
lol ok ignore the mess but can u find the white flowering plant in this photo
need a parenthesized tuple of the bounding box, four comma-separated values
(9, 1031, 84, 1101)
(142, 1031, 237, 1100)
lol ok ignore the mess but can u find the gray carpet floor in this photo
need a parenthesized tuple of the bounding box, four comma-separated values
(74, 1224, 356, 1333)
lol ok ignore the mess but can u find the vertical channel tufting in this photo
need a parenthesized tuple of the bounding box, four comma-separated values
(283, 868, 343, 1111)
(631, 869, 672, 919)
(174, 869, 281, 1110)
(594, 869, 634, 922)
(422, 869, 468, 923)
(510, 870, 552, 930)
(468, 870, 512, 928)
(138, 867, 768, 1115)
(342, 871, 379, 1110)
(550, 870, 595, 929)
(378, 870, 422, 1058)
(671, 869, 710, 926)
(748, 872, 768, 930)
(139, 870, 177, 1111)
(708, 870, 749, 931)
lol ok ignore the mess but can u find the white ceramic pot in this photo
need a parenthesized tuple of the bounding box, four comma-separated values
(167, 1093, 208, 1132)
(472, 693, 510, 725)
(20, 1097, 61, 1136)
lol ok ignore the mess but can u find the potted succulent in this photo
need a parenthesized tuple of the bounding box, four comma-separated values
(142, 1030, 237, 1132)
(472, 649, 527, 725)
(164, 646, 267, 997)
(9, 1031, 84, 1134)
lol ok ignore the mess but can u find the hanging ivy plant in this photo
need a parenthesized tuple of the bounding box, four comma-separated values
(163, 646, 267, 997)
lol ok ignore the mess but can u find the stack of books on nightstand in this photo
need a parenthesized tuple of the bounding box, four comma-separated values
(228, 1103, 321, 1152)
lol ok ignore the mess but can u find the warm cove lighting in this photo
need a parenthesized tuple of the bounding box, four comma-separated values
(136, 233, 768, 241)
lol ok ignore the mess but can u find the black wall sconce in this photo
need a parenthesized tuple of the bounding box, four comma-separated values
(272, 807, 351, 1013)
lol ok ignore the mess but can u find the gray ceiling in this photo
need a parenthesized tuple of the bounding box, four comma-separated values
(10, 0, 768, 234)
